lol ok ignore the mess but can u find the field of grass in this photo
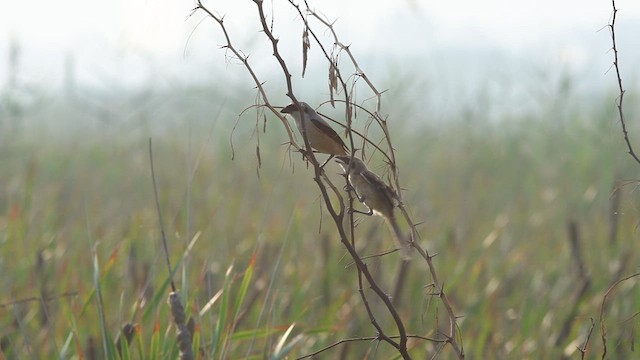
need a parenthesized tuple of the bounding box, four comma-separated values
(0, 79, 639, 359)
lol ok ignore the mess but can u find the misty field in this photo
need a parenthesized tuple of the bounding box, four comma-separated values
(0, 73, 638, 359)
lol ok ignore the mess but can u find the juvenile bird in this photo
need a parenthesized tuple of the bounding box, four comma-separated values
(335, 155, 411, 260)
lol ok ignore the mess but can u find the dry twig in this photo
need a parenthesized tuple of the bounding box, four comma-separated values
(192, 1, 464, 358)
(608, 0, 640, 165)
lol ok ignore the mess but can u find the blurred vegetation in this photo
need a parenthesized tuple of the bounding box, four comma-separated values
(0, 62, 639, 359)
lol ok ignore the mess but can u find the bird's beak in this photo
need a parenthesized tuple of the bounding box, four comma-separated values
(280, 104, 295, 114)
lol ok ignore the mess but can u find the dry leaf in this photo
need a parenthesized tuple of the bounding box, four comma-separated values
(302, 27, 310, 77)
(262, 113, 267, 133)
(329, 57, 338, 106)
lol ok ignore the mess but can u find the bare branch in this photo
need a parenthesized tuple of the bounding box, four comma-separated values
(192, 1, 465, 358)
(608, 0, 640, 165)
(193, 1, 301, 155)
(599, 272, 640, 359)
(296, 334, 448, 359)
(579, 318, 596, 360)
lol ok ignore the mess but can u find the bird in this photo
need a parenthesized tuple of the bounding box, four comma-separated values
(280, 102, 348, 158)
(335, 155, 411, 260)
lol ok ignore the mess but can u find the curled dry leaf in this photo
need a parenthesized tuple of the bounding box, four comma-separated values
(302, 26, 310, 77)
(329, 57, 338, 107)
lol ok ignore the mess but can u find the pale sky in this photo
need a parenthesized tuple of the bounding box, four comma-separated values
(1, 0, 639, 91)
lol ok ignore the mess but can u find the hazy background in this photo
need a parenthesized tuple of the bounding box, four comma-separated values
(1, 0, 640, 358)
(2, 0, 639, 116)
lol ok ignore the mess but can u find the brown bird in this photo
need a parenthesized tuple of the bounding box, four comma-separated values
(335, 155, 411, 260)
(281, 102, 348, 156)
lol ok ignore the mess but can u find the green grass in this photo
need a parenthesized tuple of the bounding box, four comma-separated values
(0, 82, 638, 359)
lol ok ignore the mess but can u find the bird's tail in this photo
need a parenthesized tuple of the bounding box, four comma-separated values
(386, 214, 412, 261)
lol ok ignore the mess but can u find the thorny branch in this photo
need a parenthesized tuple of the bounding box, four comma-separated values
(598, 3, 640, 358)
(190, 1, 300, 157)
(192, 1, 464, 358)
(247, 0, 411, 355)
(608, 0, 640, 166)
(579, 318, 595, 360)
(301, 4, 464, 357)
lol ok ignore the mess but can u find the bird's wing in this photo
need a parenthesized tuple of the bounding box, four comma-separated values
(361, 170, 397, 205)
(309, 117, 347, 148)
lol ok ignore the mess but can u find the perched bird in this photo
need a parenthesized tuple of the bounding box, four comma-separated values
(280, 102, 348, 157)
(335, 155, 411, 260)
